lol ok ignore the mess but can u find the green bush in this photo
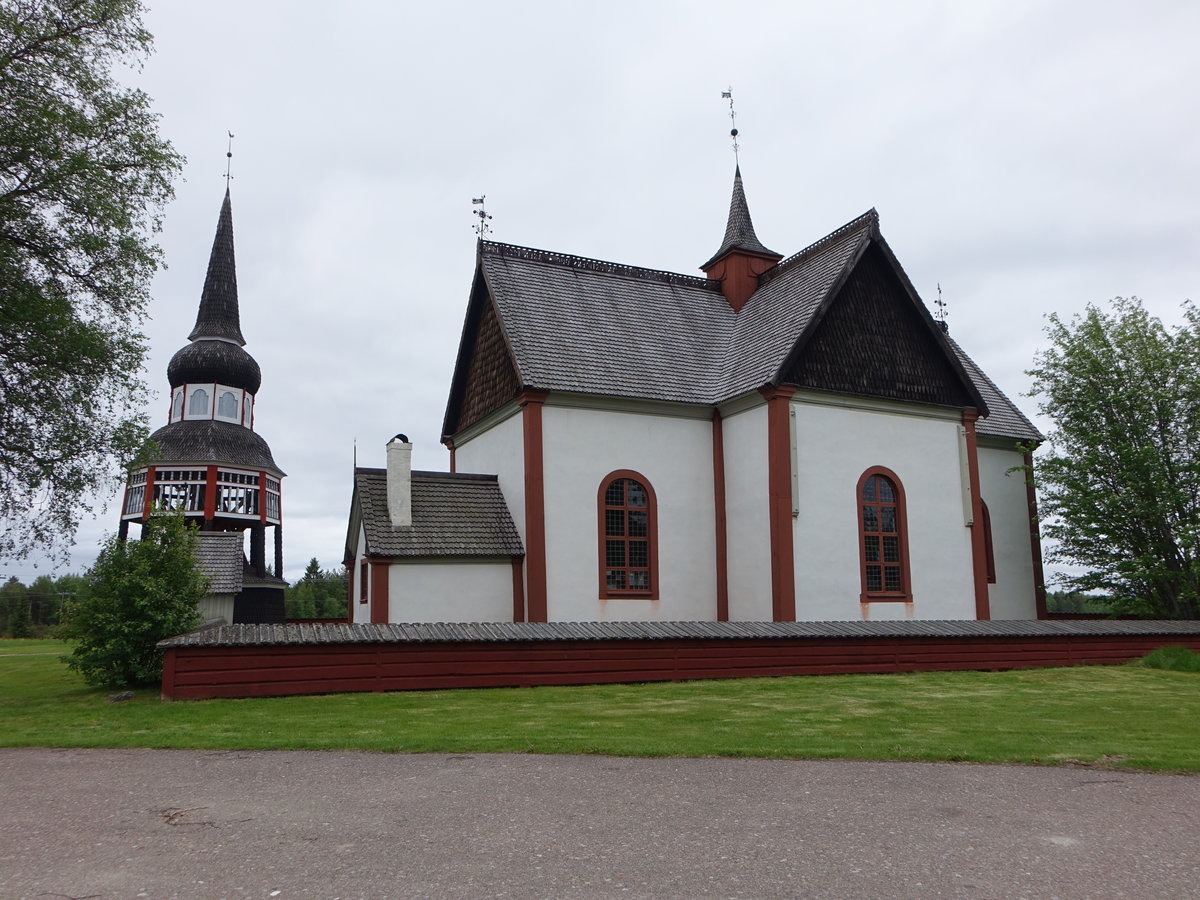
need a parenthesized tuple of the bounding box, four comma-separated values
(59, 515, 205, 687)
(1142, 645, 1200, 673)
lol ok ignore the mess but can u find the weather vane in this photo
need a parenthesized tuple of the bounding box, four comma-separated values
(224, 131, 235, 182)
(472, 195, 493, 238)
(721, 87, 740, 165)
(935, 282, 949, 326)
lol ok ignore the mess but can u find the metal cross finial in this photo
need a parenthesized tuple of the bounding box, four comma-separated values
(935, 282, 949, 325)
(224, 131, 235, 182)
(722, 87, 740, 165)
(472, 195, 493, 238)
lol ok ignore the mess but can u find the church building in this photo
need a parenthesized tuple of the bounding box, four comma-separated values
(346, 168, 1045, 625)
(121, 189, 287, 624)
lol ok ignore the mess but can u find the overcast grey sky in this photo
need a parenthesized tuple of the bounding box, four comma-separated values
(8, 0, 1199, 584)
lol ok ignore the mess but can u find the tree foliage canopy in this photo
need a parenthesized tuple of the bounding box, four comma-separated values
(0, 0, 183, 561)
(284, 557, 348, 620)
(59, 514, 204, 686)
(1029, 297, 1200, 618)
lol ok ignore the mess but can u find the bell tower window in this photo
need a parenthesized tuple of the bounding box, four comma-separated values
(217, 389, 239, 420)
(188, 387, 210, 416)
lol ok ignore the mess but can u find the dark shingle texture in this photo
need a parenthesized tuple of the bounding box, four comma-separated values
(167, 339, 262, 393)
(466, 210, 1038, 441)
(188, 189, 246, 345)
(721, 211, 875, 395)
(700, 166, 780, 268)
(149, 420, 283, 474)
(160, 618, 1200, 649)
(356, 468, 523, 558)
(193, 532, 243, 593)
(481, 244, 731, 403)
(949, 338, 1043, 442)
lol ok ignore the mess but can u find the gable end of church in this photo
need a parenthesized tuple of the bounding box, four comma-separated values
(779, 238, 987, 412)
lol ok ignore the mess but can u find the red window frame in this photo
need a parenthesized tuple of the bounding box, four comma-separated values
(982, 500, 996, 584)
(597, 470, 659, 599)
(857, 467, 912, 602)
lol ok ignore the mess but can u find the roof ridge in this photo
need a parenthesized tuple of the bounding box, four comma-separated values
(760, 208, 878, 287)
(480, 240, 714, 290)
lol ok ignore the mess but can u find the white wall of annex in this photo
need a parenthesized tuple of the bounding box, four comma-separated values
(454, 410, 526, 537)
(387, 560, 513, 623)
(351, 525, 369, 624)
(980, 446, 1038, 619)
(720, 403, 772, 621)
(792, 402, 976, 621)
(540, 406, 717, 622)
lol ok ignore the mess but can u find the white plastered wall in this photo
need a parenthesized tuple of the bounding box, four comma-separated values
(792, 401, 976, 621)
(979, 444, 1039, 619)
(539, 405, 718, 621)
(388, 559, 513, 622)
(351, 524, 369, 624)
(198, 593, 235, 625)
(454, 409, 526, 537)
(720, 403, 773, 621)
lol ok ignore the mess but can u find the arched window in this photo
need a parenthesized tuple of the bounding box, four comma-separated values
(243, 395, 254, 427)
(982, 500, 996, 584)
(188, 387, 210, 416)
(171, 388, 184, 422)
(857, 467, 911, 601)
(217, 390, 239, 419)
(598, 471, 658, 599)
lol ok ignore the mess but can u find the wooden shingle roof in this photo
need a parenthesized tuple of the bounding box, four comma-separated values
(445, 209, 1041, 443)
(351, 468, 523, 559)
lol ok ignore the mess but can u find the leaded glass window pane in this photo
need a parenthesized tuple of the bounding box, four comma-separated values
(866, 565, 882, 592)
(864, 535, 879, 562)
(862, 506, 878, 532)
(629, 510, 647, 537)
(884, 567, 901, 592)
(628, 571, 649, 590)
(605, 480, 625, 506)
(627, 481, 648, 507)
(605, 509, 625, 536)
(606, 570, 626, 590)
(605, 540, 625, 567)
(881, 507, 897, 533)
(629, 540, 648, 567)
(883, 535, 899, 563)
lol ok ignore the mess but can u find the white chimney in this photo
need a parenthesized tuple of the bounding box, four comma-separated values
(386, 435, 413, 528)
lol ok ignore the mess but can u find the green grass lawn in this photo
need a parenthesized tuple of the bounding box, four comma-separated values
(5, 639, 1199, 771)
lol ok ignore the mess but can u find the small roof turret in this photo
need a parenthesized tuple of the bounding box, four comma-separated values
(188, 188, 246, 345)
(700, 166, 780, 270)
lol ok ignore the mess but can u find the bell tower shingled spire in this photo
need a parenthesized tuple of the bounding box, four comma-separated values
(119, 184, 287, 624)
(700, 166, 782, 312)
(188, 188, 246, 345)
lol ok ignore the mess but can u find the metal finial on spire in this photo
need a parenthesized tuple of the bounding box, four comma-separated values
(722, 87, 740, 165)
(224, 131, 235, 182)
(935, 282, 950, 331)
(472, 195, 493, 238)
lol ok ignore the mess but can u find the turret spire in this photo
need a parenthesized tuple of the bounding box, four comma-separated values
(188, 188, 246, 345)
(702, 166, 779, 269)
(700, 167, 782, 312)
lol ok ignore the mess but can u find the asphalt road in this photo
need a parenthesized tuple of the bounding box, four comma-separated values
(1, 748, 1197, 899)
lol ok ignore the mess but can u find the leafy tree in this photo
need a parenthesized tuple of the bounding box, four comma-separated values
(59, 514, 204, 687)
(8, 589, 31, 637)
(1028, 297, 1200, 618)
(284, 558, 348, 620)
(0, 0, 183, 562)
(0, 575, 27, 634)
